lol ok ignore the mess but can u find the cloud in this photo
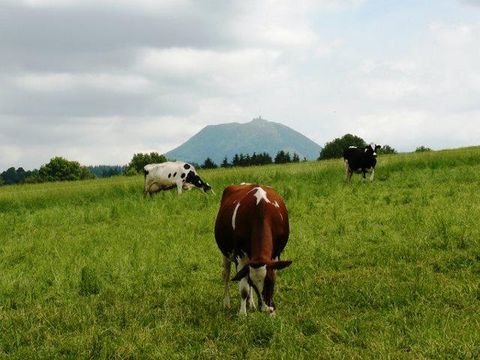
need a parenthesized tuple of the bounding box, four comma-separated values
(1, 0, 480, 170)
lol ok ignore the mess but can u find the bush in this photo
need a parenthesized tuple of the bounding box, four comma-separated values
(36, 157, 94, 182)
(378, 145, 397, 155)
(415, 146, 432, 153)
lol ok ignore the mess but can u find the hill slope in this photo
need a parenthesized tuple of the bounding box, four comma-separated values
(166, 118, 321, 164)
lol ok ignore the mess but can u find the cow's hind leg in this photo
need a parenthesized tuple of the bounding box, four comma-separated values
(236, 256, 249, 315)
(248, 286, 256, 310)
(222, 256, 231, 309)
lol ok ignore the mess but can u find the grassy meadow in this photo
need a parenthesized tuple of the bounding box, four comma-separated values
(1, 147, 480, 359)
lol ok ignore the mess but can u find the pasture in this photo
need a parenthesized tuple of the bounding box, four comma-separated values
(1, 147, 480, 359)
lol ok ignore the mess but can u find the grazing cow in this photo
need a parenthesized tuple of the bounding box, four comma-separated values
(343, 143, 381, 181)
(215, 184, 291, 315)
(143, 161, 211, 196)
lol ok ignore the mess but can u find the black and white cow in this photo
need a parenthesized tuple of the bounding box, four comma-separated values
(143, 161, 211, 196)
(343, 143, 381, 181)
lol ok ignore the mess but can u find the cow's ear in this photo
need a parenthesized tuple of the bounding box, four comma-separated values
(376, 145, 382, 150)
(231, 266, 249, 281)
(268, 260, 292, 270)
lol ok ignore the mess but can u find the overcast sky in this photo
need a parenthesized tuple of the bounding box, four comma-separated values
(1, 0, 479, 170)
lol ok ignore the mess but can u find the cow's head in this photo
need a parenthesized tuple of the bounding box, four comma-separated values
(366, 143, 381, 157)
(185, 170, 212, 193)
(232, 260, 292, 313)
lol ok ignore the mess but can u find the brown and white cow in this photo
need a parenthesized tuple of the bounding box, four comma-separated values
(214, 183, 291, 315)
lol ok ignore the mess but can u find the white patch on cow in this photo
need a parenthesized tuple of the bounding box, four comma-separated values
(249, 265, 267, 294)
(370, 143, 376, 151)
(232, 202, 241, 230)
(349, 146, 357, 148)
(273, 201, 280, 208)
(249, 187, 271, 205)
(240, 182, 252, 185)
(248, 286, 256, 310)
(279, 213, 283, 222)
(236, 254, 250, 315)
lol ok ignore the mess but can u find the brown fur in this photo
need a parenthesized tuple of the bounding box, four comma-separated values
(214, 184, 291, 310)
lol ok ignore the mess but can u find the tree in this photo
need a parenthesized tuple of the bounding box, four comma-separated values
(232, 154, 240, 167)
(221, 157, 230, 168)
(88, 165, 125, 178)
(37, 157, 94, 182)
(1, 167, 19, 185)
(415, 146, 432, 153)
(378, 145, 397, 155)
(126, 152, 167, 174)
(318, 134, 366, 160)
(274, 150, 291, 164)
(292, 153, 300, 162)
(1, 167, 38, 185)
(202, 157, 218, 169)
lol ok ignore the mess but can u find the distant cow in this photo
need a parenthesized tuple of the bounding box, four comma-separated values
(343, 143, 381, 181)
(143, 161, 211, 196)
(215, 184, 291, 315)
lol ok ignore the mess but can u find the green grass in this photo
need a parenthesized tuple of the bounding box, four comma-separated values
(1, 147, 480, 359)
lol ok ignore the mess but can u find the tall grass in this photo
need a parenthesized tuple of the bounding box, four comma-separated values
(1, 147, 479, 358)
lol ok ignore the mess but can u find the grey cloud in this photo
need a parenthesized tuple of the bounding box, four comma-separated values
(0, 2, 235, 73)
(459, 0, 480, 6)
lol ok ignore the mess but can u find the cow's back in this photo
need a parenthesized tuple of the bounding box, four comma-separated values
(214, 184, 289, 260)
(344, 147, 376, 171)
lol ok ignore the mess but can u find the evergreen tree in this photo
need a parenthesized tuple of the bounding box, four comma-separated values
(232, 154, 240, 167)
(221, 157, 230, 168)
(202, 157, 218, 169)
(275, 150, 291, 164)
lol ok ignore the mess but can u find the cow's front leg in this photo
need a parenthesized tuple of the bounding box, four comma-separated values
(344, 160, 351, 182)
(222, 256, 231, 309)
(369, 168, 375, 181)
(176, 183, 183, 194)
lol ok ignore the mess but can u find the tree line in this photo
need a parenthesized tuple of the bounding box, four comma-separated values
(200, 150, 303, 169)
(0, 136, 432, 186)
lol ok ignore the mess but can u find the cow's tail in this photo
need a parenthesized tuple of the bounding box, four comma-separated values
(143, 169, 149, 198)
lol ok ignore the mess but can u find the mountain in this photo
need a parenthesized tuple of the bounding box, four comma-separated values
(165, 118, 322, 165)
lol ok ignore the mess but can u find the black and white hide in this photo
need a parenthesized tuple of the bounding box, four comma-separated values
(343, 143, 381, 181)
(143, 161, 211, 196)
